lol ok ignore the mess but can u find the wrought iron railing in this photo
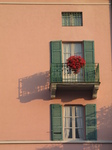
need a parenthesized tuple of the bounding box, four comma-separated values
(50, 63, 100, 83)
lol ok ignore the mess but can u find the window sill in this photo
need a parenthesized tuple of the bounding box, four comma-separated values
(0, 140, 112, 144)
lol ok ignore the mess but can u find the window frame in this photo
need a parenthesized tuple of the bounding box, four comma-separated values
(50, 104, 97, 141)
(62, 42, 85, 82)
(62, 12, 83, 27)
(63, 105, 85, 141)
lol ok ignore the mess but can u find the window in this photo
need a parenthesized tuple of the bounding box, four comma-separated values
(50, 40, 96, 83)
(62, 43, 84, 82)
(50, 104, 97, 141)
(64, 106, 84, 140)
(62, 12, 82, 26)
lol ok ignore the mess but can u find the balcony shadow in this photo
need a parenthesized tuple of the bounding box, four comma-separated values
(56, 89, 92, 101)
(18, 71, 50, 103)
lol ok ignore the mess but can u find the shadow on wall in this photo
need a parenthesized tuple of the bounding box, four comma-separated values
(97, 105, 112, 140)
(18, 71, 50, 103)
(36, 143, 112, 150)
(36, 145, 63, 150)
(35, 105, 112, 150)
(35, 144, 102, 150)
(83, 144, 102, 150)
(18, 71, 92, 103)
(36, 143, 111, 150)
(83, 105, 112, 150)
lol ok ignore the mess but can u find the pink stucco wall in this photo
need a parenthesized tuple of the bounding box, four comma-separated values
(0, 143, 112, 150)
(0, 0, 112, 149)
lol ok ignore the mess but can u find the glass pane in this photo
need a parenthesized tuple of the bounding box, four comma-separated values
(65, 129, 72, 139)
(74, 43, 82, 57)
(63, 44, 71, 63)
(75, 106, 82, 117)
(64, 54, 71, 63)
(73, 44, 84, 81)
(76, 68, 84, 81)
(75, 128, 84, 139)
(65, 118, 72, 128)
(75, 118, 82, 128)
(65, 106, 72, 117)
(64, 44, 71, 53)
(75, 129, 80, 138)
(74, 13, 82, 26)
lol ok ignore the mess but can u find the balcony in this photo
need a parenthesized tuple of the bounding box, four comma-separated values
(50, 63, 100, 99)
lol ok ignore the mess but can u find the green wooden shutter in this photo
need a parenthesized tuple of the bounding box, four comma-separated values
(85, 104, 97, 140)
(84, 41, 95, 82)
(84, 41, 94, 63)
(50, 41, 62, 64)
(50, 104, 63, 141)
(50, 41, 62, 82)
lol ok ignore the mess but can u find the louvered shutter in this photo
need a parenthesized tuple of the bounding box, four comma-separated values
(84, 41, 95, 82)
(50, 41, 62, 82)
(50, 104, 63, 141)
(85, 104, 97, 140)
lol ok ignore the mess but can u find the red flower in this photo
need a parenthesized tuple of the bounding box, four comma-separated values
(67, 55, 86, 74)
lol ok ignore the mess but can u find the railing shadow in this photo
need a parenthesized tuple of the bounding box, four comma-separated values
(36, 145, 63, 150)
(82, 144, 102, 150)
(97, 105, 112, 141)
(18, 71, 50, 103)
(83, 104, 112, 150)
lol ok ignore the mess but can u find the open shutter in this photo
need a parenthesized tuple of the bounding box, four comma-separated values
(50, 41, 62, 82)
(50, 104, 63, 141)
(84, 41, 95, 82)
(85, 104, 97, 140)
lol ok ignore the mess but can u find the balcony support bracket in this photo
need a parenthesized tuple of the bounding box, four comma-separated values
(50, 83, 57, 99)
(92, 84, 100, 99)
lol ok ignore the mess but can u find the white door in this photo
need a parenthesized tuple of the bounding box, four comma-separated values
(62, 43, 84, 82)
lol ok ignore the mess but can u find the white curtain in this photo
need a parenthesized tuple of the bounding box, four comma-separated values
(63, 43, 84, 82)
(63, 44, 71, 80)
(63, 44, 71, 63)
(64, 107, 71, 139)
(74, 43, 82, 57)
(74, 44, 83, 81)
(75, 106, 84, 139)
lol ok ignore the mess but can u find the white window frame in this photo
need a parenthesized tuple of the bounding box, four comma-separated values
(62, 42, 84, 82)
(63, 105, 84, 141)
